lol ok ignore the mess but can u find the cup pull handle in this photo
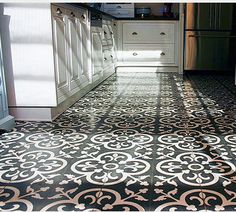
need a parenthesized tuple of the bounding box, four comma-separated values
(56, 8, 62, 15)
(133, 52, 138, 56)
(160, 52, 165, 56)
(81, 14, 86, 20)
(132, 32, 138, 35)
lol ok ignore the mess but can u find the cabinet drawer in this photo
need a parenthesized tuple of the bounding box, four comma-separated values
(123, 23, 175, 44)
(102, 24, 113, 44)
(123, 44, 175, 63)
(103, 49, 113, 67)
(104, 9, 134, 18)
(103, 3, 134, 10)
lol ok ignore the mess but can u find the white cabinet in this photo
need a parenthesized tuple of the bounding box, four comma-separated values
(123, 22, 175, 44)
(102, 19, 116, 78)
(123, 44, 175, 63)
(2, 3, 116, 121)
(52, 6, 69, 104)
(52, 5, 90, 104)
(102, 3, 134, 18)
(66, 8, 89, 95)
(91, 18, 117, 85)
(118, 20, 180, 70)
(91, 27, 103, 83)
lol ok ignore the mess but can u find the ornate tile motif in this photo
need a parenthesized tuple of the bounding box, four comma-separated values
(0, 72, 236, 211)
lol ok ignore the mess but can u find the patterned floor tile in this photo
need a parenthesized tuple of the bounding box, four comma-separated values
(0, 71, 236, 211)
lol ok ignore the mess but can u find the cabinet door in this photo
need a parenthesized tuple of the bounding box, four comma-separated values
(91, 28, 103, 82)
(52, 6, 69, 104)
(80, 11, 90, 86)
(67, 10, 89, 94)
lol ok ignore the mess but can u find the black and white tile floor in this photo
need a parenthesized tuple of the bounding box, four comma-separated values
(0, 72, 236, 211)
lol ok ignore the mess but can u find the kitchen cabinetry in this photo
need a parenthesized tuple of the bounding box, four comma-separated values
(51, 5, 90, 104)
(91, 26, 103, 83)
(117, 21, 180, 72)
(91, 18, 117, 86)
(102, 3, 135, 18)
(102, 19, 117, 77)
(1, 3, 116, 121)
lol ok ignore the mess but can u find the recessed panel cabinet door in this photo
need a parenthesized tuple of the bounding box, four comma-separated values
(92, 29, 103, 82)
(80, 13, 90, 86)
(52, 6, 69, 104)
(67, 12, 82, 93)
(67, 10, 90, 94)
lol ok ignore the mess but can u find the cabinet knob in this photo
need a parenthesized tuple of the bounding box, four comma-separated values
(56, 8, 62, 15)
(160, 52, 165, 56)
(132, 32, 138, 35)
(116, 6, 122, 9)
(104, 31, 107, 35)
(110, 31, 113, 35)
(160, 32, 166, 36)
(110, 55, 113, 58)
(113, 23, 117, 26)
(133, 52, 138, 56)
(70, 12, 75, 18)
(81, 14, 86, 20)
(104, 57, 107, 61)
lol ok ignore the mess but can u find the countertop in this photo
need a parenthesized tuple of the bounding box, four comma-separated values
(68, 3, 179, 21)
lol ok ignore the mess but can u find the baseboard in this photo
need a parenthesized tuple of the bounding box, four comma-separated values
(116, 66, 179, 73)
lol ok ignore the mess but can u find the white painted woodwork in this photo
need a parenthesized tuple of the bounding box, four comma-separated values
(123, 44, 175, 64)
(123, 22, 175, 44)
(67, 8, 89, 96)
(91, 27, 104, 83)
(51, 6, 69, 104)
(117, 20, 179, 68)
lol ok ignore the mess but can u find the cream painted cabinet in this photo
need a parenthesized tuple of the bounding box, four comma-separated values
(102, 19, 116, 78)
(123, 22, 175, 44)
(1, 3, 117, 121)
(66, 8, 89, 96)
(52, 6, 69, 104)
(91, 27, 103, 83)
(52, 5, 90, 104)
(118, 21, 180, 70)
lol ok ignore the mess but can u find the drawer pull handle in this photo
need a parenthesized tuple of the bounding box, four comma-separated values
(132, 32, 138, 35)
(56, 8, 62, 15)
(133, 52, 138, 56)
(104, 57, 107, 61)
(116, 6, 122, 9)
(70, 12, 75, 18)
(160, 52, 165, 56)
(81, 14, 86, 20)
(160, 32, 166, 36)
